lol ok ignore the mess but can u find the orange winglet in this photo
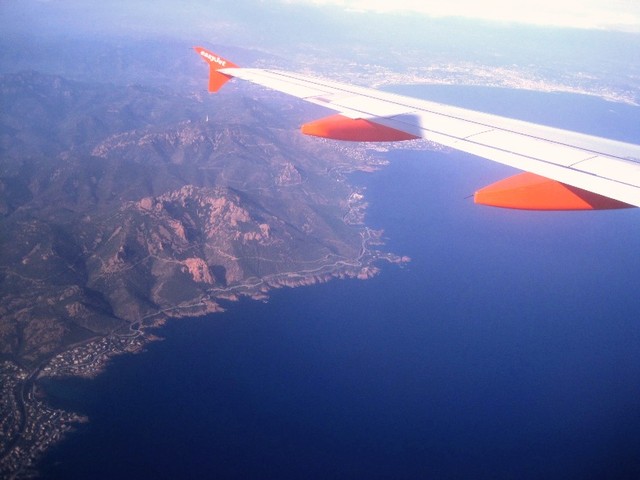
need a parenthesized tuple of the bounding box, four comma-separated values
(193, 47, 238, 92)
(301, 114, 419, 142)
(474, 172, 633, 210)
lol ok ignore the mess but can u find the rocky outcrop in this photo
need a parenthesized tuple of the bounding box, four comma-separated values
(0, 71, 394, 367)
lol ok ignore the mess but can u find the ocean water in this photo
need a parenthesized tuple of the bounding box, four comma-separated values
(39, 87, 640, 479)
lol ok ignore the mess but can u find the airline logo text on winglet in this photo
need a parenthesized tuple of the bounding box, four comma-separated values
(200, 51, 226, 67)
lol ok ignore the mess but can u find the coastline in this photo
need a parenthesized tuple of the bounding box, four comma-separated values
(0, 219, 407, 479)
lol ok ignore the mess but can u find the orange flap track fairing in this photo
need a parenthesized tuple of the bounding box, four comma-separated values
(301, 114, 420, 142)
(474, 172, 632, 210)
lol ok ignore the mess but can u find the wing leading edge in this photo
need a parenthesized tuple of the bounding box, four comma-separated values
(194, 46, 640, 210)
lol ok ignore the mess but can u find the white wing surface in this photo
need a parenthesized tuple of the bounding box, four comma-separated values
(195, 47, 640, 210)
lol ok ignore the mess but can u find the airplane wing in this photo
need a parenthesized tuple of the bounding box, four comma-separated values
(194, 46, 640, 210)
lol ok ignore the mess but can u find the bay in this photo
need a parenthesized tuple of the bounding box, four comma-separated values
(39, 86, 640, 479)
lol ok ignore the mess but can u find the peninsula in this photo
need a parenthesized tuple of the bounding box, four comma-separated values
(0, 71, 406, 477)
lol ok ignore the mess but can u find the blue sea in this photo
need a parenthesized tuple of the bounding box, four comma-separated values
(39, 87, 640, 479)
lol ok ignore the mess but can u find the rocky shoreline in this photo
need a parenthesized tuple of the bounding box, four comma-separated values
(0, 67, 413, 479)
(0, 220, 408, 479)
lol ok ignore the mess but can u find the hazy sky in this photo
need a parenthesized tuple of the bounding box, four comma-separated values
(283, 0, 640, 31)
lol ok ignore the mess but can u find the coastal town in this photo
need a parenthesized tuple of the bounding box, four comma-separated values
(0, 331, 146, 478)
(0, 219, 407, 479)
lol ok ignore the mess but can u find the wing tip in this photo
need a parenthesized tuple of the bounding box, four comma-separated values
(193, 46, 237, 70)
(193, 46, 238, 93)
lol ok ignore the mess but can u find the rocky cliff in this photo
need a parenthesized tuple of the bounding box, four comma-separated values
(0, 71, 392, 366)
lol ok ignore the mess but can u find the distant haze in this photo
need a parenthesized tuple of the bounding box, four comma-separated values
(2, 0, 639, 106)
(284, 0, 640, 32)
